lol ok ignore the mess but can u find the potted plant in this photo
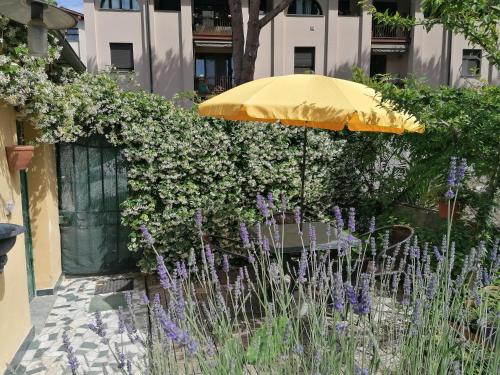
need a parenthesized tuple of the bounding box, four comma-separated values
(0, 223, 25, 272)
(5, 144, 35, 171)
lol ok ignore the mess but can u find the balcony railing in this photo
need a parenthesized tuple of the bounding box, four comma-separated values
(195, 76, 233, 96)
(193, 15, 232, 36)
(372, 22, 410, 41)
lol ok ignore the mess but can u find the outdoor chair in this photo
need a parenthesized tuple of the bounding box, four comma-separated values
(357, 224, 414, 276)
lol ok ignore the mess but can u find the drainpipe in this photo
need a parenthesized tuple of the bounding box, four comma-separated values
(145, 0, 154, 93)
(446, 29, 452, 86)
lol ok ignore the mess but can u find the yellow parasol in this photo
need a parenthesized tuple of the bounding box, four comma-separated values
(198, 74, 424, 216)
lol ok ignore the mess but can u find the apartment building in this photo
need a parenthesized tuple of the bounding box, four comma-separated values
(61, 7, 87, 65)
(83, 0, 499, 98)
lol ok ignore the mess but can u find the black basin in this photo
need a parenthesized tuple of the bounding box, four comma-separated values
(0, 223, 25, 272)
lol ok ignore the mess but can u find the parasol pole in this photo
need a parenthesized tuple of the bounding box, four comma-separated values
(299, 124, 308, 229)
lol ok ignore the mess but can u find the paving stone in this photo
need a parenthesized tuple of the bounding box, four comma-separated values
(18, 274, 146, 374)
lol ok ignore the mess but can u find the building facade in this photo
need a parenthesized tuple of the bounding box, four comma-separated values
(84, 0, 499, 98)
(61, 7, 87, 65)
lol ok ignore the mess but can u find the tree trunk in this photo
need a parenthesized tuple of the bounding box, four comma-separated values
(229, 0, 245, 85)
(229, 0, 295, 85)
(240, 0, 261, 83)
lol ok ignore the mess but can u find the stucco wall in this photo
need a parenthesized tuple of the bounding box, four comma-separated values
(24, 124, 62, 292)
(0, 105, 32, 374)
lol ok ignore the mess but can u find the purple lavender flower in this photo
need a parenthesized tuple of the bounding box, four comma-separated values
(370, 237, 376, 258)
(297, 249, 308, 283)
(62, 331, 79, 374)
(205, 244, 215, 268)
(269, 262, 280, 282)
(262, 235, 270, 255)
(195, 209, 203, 229)
(445, 188, 455, 200)
(118, 306, 125, 334)
(280, 192, 287, 213)
(457, 158, 467, 183)
(345, 282, 357, 306)
(115, 342, 125, 369)
(369, 216, 376, 234)
(240, 222, 251, 248)
(267, 192, 275, 209)
(308, 224, 317, 250)
(274, 224, 281, 247)
(156, 254, 171, 289)
(447, 157, 457, 187)
(256, 193, 270, 219)
(401, 270, 411, 306)
(140, 224, 154, 246)
(334, 206, 344, 232)
(222, 254, 230, 273)
(352, 274, 372, 315)
(247, 254, 256, 264)
(355, 367, 369, 375)
(254, 222, 262, 245)
(348, 207, 356, 233)
(294, 207, 301, 226)
(333, 272, 344, 311)
(410, 298, 422, 335)
(433, 246, 443, 263)
(292, 344, 304, 354)
(175, 261, 188, 281)
(88, 311, 107, 340)
(157, 306, 198, 355)
(127, 359, 133, 375)
(335, 321, 348, 333)
(426, 273, 438, 300)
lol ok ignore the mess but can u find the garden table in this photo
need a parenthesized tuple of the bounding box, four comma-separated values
(261, 222, 361, 257)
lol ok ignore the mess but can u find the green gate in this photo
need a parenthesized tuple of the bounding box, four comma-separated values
(57, 136, 136, 275)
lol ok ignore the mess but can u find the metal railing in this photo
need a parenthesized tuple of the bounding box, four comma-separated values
(193, 15, 232, 35)
(195, 76, 233, 96)
(372, 22, 410, 40)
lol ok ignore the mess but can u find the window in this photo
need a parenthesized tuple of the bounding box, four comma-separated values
(338, 0, 361, 16)
(462, 50, 481, 77)
(288, 0, 323, 16)
(154, 0, 180, 11)
(370, 54, 387, 77)
(99, 0, 139, 10)
(65, 28, 79, 41)
(110, 43, 134, 71)
(294, 47, 315, 74)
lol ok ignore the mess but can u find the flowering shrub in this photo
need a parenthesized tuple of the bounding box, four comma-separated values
(63, 159, 499, 374)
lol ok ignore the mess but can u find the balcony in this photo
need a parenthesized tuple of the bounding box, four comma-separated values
(195, 75, 233, 97)
(193, 14, 232, 38)
(371, 22, 410, 53)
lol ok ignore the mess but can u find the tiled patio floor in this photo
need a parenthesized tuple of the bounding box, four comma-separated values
(13, 274, 147, 375)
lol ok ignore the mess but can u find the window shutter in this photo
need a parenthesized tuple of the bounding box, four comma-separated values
(110, 43, 134, 71)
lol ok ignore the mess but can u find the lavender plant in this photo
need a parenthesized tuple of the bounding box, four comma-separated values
(66, 158, 498, 374)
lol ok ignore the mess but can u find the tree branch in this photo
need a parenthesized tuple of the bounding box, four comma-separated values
(258, 0, 294, 29)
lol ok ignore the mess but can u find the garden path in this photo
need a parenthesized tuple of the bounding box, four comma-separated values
(13, 274, 147, 375)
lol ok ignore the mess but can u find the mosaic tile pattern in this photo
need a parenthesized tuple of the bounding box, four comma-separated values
(16, 274, 147, 375)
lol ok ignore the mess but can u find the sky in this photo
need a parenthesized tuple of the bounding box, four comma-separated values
(58, 0, 83, 13)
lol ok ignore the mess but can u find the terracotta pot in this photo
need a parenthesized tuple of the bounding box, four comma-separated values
(438, 200, 461, 219)
(5, 145, 35, 171)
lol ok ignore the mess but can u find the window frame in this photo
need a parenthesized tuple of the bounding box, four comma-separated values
(154, 0, 181, 11)
(287, 0, 324, 17)
(338, 0, 361, 17)
(110, 43, 135, 71)
(294, 47, 316, 74)
(98, 0, 140, 11)
(461, 49, 482, 78)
